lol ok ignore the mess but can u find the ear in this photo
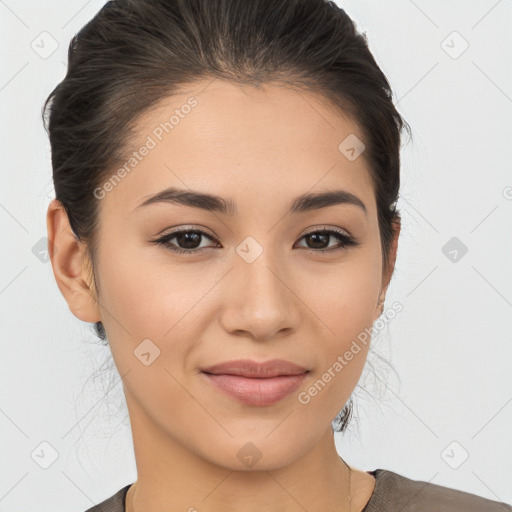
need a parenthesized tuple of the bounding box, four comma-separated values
(46, 199, 101, 322)
(374, 218, 401, 320)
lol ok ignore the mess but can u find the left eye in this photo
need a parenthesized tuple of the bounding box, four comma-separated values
(296, 228, 358, 251)
(153, 228, 358, 254)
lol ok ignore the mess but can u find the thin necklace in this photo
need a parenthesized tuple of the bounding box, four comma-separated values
(128, 458, 352, 512)
(339, 454, 353, 512)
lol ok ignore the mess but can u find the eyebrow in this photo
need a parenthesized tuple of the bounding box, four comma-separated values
(134, 186, 367, 216)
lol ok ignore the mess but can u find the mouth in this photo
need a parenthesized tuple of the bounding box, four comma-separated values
(200, 372, 309, 406)
(201, 358, 309, 378)
(200, 359, 310, 407)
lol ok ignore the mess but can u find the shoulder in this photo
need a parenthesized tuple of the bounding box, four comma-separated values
(365, 469, 511, 512)
(83, 484, 131, 512)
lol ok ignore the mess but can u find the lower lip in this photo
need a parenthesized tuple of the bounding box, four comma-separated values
(201, 372, 309, 406)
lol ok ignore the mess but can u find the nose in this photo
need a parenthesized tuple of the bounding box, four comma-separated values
(219, 249, 301, 341)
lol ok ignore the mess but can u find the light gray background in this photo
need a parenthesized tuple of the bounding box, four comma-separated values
(1, 1, 511, 510)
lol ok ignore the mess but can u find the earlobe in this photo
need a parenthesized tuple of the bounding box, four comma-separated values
(389, 219, 401, 274)
(46, 199, 102, 323)
(373, 295, 385, 322)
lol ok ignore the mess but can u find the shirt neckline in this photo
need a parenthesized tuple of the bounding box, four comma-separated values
(361, 469, 385, 511)
(121, 469, 386, 511)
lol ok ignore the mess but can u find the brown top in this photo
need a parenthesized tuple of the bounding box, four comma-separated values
(84, 469, 512, 512)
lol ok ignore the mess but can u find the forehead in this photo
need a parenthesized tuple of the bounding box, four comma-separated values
(104, 79, 375, 216)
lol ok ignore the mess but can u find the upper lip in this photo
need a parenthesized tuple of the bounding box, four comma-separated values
(201, 359, 309, 378)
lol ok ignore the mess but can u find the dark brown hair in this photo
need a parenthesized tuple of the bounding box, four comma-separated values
(42, 0, 411, 433)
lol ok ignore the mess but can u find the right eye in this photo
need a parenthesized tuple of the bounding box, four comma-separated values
(153, 228, 220, 254)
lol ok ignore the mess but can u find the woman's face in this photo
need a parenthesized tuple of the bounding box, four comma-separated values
(64, 79, 397, 469)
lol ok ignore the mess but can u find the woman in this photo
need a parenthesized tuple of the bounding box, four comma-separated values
(43, 0, 510, 511)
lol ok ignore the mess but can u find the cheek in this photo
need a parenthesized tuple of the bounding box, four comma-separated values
(94, 238, 224, 378)
(96, 237, 205, 334)
(95, 246, 203, 412)
(300, 251, 381, 390)
(301, 250, 381, 337)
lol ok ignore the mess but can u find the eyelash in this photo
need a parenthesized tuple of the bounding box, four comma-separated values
(153, 227, 359, 255)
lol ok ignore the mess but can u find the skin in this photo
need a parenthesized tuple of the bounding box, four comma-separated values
(47, 78, 399, 512)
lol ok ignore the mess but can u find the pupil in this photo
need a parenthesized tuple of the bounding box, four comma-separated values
(308, 233, 328, 249)
(179, 232, 201, 248)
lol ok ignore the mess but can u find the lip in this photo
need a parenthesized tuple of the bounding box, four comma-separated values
(201, 372, 309, 406)
(200, 359, 310, 407)
(201, 358, 309, 378)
